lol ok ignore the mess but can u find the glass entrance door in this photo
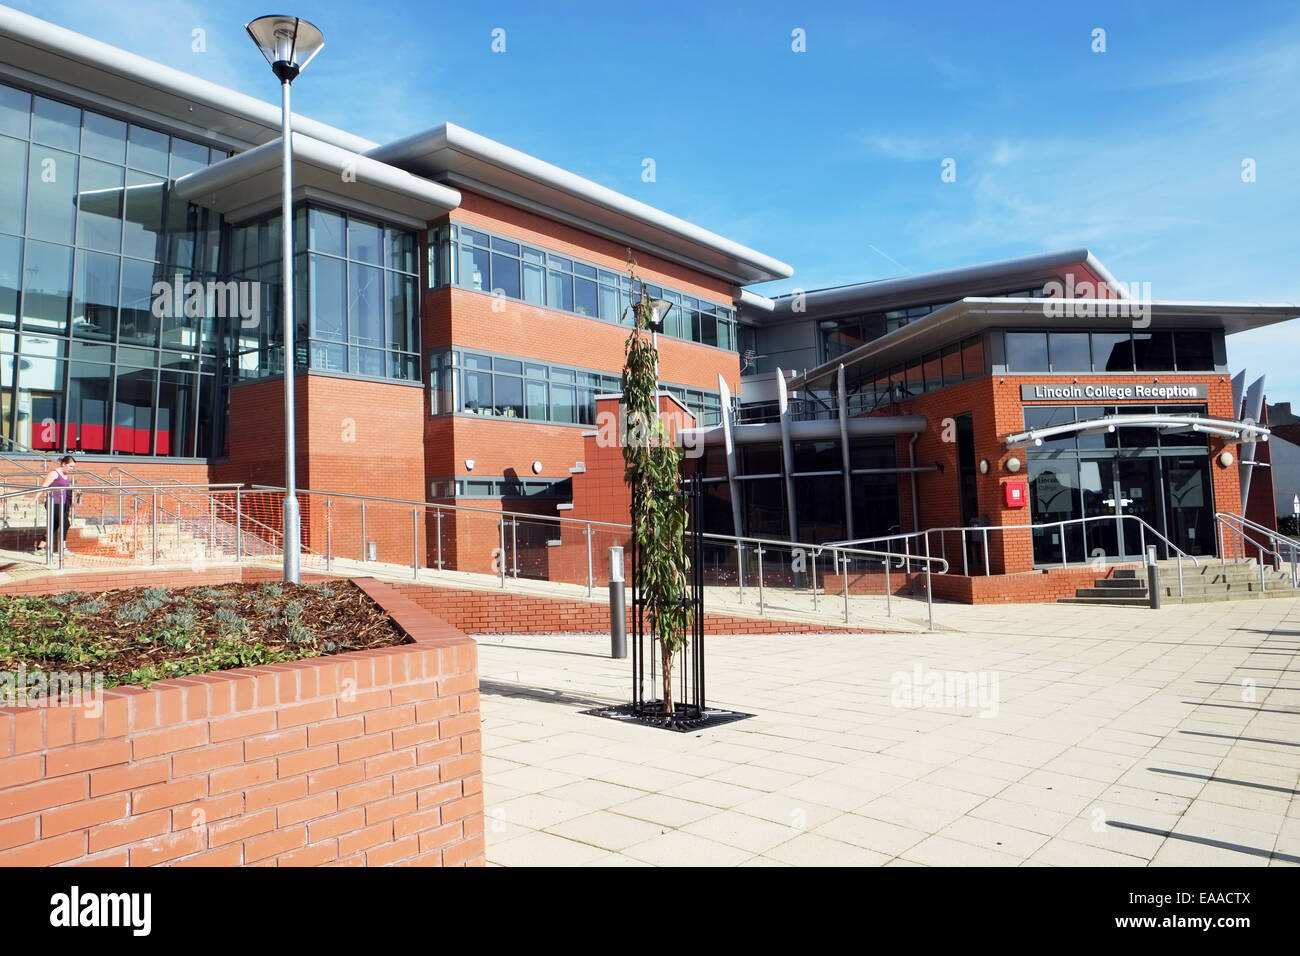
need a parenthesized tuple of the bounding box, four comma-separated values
(1080, 457, 1161, 561)
(1112, 458, 1160, 558)
(1163, 456, 1213, 556)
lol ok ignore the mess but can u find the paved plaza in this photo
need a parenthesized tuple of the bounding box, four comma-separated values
(479, 598, 1300, 866)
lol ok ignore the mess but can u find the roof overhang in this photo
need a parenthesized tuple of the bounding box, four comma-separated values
(366, 123, 793, 286)
(796, 297, 1300, 390)
(174, 133, 461, 226)
(0, 7, 375, 154)
(749, 249, 1123, 325)
(1006, 413, 1271, 449)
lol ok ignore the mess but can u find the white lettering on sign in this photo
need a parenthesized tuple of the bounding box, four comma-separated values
(1020, 383, 1207, 402)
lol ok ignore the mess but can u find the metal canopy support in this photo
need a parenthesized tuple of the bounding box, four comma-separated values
(837, 363, 854, 541)
(1240, 374, 1266, 513)
(776, 368, 799, 550)
(717, 374, 744, 539)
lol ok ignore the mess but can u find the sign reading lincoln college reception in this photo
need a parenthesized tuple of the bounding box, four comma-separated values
(1020, 383, 1209, 402)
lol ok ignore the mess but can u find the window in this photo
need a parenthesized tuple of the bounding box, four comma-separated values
(1132, 331, 1174, 371)
(1006, 331, 1049, 371)
(231, 205, 422, 383)
(77, 158, 124, 253)
(0, 135, 26, 236)
(0, 81, 223, 457)
(27, 148, 78, 244)
(1173, 330, 1215, 371)
(1049, 332, 1090, 371)
(435, 347, 720, 427)
(1091, 332, 1133, 371)
(428, 221, 739, 349)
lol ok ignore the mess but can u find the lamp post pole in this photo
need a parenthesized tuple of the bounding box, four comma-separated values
(247, 15, 324, 584)
(279, 74, 300, 584)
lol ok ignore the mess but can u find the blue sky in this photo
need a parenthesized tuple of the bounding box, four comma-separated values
(14, 0, 1300, 397)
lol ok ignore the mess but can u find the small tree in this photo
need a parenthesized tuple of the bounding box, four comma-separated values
(621, 253, 691, 714)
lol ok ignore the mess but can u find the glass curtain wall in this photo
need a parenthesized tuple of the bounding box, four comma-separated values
(228, 205, 420, 383)
(0, 81, 224, 456)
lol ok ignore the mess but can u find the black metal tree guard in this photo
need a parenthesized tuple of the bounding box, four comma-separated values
(586, 470, 751, 732)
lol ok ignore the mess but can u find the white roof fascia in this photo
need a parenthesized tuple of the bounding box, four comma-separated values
(174, 132, 461, 222)
(367, 123, 793, 285)
(0, 7, 376, 154)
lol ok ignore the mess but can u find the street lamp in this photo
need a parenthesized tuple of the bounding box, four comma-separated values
(645, 296, 672, 383)
(245, 15, 324, 584)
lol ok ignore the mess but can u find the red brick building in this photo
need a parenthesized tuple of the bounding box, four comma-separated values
(0, 10, 1295, 597)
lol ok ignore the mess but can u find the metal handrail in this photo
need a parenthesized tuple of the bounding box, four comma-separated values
(1215, 512, 1300, 588)
(828, 512, 1199, 599)
(0, 482, 243, 499)
(830, 513, 1198, 566)
(249, 484, 949, 629)
(248, 484, 635, 531)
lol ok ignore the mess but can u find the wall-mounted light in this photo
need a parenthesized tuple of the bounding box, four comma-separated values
(1005, 456, 1023, 473)
(1218, 451, 1235, 468)
(464, 459, 475, 471)
(532, 460, 543, 475)
(979, 459, 990, 475)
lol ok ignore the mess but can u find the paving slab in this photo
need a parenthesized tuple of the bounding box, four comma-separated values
(478, 596, 1300, 866)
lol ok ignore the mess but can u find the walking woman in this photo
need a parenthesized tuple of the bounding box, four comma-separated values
(40, 455, 76, 555)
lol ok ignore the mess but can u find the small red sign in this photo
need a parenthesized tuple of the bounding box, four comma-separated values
(1004, 480, 1028, 508)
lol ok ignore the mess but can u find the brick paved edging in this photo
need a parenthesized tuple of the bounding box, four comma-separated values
(0, 577, 483, 867)
(391, 583, 872, 635)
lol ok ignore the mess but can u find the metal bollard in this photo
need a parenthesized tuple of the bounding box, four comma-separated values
(609, 546, 626, 659)
(1146, 545, 1161, 610)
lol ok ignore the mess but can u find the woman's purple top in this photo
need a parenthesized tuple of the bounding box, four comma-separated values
(48, 471, 71, 505)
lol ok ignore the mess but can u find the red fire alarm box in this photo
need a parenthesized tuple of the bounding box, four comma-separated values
(1004, 480, 1028, 508)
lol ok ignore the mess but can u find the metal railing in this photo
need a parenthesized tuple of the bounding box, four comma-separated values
(1216, 512, 1300, 589)
(248, 484, 949, 629)
(829, 513, 1199, 598)
(3, 474, 951, 628)
(0, 483, 259, 569)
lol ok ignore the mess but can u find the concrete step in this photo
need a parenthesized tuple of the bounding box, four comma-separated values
(1075, 586, 1148, 600)
(1058, 596, 1153, 607)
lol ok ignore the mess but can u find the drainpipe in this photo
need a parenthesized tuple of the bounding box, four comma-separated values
(908, 432, 921, 532)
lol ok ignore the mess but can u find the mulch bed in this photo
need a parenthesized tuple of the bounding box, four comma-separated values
(0, 580, 409, 694)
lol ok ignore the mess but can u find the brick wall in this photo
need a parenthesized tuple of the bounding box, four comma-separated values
(894, 372, 1243, 573)
(0, 577, 483, 867)
(392, 582, 867, 635)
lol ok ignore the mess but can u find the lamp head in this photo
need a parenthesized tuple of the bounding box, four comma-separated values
(646, 297, 673, 332)
(246, 15, 324, 83)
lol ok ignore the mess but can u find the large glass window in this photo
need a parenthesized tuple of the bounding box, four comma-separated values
(31, 97, 80, 152)
(1006, 331, 1049, 372)
(77, 158, 124, 253)
(433, 347, 722, 427)
(26, 147, 77, 244)
(121, 171, 165, 261)
(1004, 329, 1217, 373)
(0, 234, 20, 330)
(429, 221, 739, 350)
(81, 112, 126, 164)
(1173, 331, 1215, 371)
(72, 249, 119, 340)
(20, 240, 72, 333)
(1091, 332, 1133, 371)
(0, 82, 222, 456)
(234, 205, 419, 383)
(0, 85, 30, 139)
(0, 135, 26, 236)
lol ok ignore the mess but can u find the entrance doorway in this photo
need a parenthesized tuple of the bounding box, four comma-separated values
(1081, 458, 1159, 560)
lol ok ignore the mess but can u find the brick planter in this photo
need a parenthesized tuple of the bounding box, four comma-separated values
(0, 578, 483, 867)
